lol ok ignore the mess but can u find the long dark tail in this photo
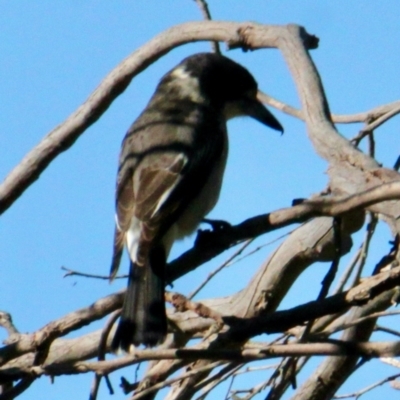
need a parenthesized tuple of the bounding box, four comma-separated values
(111, 247, 167, 351)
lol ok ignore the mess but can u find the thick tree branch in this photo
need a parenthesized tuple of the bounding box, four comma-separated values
(168, 182, 400, 281)
(222, 264, 400, 342)
(6, 341, 400, 378)
(0, 292, 123, 367)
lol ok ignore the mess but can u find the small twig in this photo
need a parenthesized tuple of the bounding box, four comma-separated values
(319, 217, 342, 300)
(258, 91, 400, 125)
(351, 105, 400, 146)
(223, 231, 291, 270)
(334, 372, 400, 399)
(188, 239, 253, 299)
(264, 356, 309, 400)
(131, 361, 221, 400)
(301, 217, 342, 339)
(225, 374, 235, 400)
(333, 248, 362, 295)
(89, 310, 120, 400)
(334, 212, 378, 295)
(190, 231, 291, 299)
(320, 310, 400, 337)
(234, 363, 280, 376)
(373, 234, 400, 275)
(193, 0, 220, 54)
(367, 131, 375, 158)
(61, 266, 128, 280)
(0, 377, 35, 400)
(375, 325, 400, 339)
(231, 376, 273, 400)
(349, 213, 378, 288)
(193, 363, 241, 399)
(360, 104, 400, 135)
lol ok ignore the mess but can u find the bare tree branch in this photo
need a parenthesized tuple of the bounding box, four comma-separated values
(0, 292, 123, 366)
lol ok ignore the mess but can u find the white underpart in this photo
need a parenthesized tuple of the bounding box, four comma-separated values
(171, 66, 204, 103)
(151, 153, 188, 218)
(126, 216, 141, 263)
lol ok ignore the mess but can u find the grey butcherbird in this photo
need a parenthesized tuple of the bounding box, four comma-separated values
(110, 52, 283, 352)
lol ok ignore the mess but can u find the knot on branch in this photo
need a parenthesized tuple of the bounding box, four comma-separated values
(227, 23, 257, 51)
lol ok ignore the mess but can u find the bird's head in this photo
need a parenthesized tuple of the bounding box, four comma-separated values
(163, 52, 283, 132)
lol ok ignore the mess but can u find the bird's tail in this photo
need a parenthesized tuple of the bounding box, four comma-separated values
(111, 248, 167, 351)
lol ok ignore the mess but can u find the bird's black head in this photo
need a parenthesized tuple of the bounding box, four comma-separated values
(161, 53, 283, 132)
(181, 53, 258, 103)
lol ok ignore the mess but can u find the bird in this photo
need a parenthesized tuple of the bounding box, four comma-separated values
(109, 52, 283, 352)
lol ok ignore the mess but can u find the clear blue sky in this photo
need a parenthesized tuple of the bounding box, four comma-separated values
(1, 2, 400, 399)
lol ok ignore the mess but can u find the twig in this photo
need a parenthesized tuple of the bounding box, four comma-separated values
(231, 376, 272, 400)
(333, 213, 377, 296)
(193, 363, 241, 399)
(188, 239, 253, 299)
(334, 372, 400, 399)
(130, 361, 222, 400)
(351, 103, 400, 145)
(265, 356, 308, 400)
(229, 232, 290, 265)
(367, 131, 375, 158)
(258, 92, 400, 125)
(333, 248, 362, 295)
(193, 0, 220, 54)
(349, 213, 378, 287)
(373, 234, 400, 275)
(0, 377, 35, 400)
(375, 325, 400, 339)
(320, 310, 400, 337)
(318, 217, 342, 300)
(61, 266, 128, 280)
(233, 363, 280, 376)
(88, 310, 120, 400)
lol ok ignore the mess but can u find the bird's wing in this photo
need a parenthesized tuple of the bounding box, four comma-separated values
(110, 121, 210, 277)
(110, 151, 186, 276)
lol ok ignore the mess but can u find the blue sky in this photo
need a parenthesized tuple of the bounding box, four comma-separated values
(1, 2, 400, 399)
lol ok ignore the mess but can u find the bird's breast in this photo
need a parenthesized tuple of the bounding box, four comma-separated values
(174, 129, 229, 239)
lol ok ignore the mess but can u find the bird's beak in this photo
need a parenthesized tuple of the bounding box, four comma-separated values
(240, 96, 283, 133)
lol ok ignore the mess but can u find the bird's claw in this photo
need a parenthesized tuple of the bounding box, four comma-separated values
(195, 219, 232, 248)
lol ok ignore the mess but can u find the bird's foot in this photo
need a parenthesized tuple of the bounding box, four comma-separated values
(195, 218, 232, 248)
